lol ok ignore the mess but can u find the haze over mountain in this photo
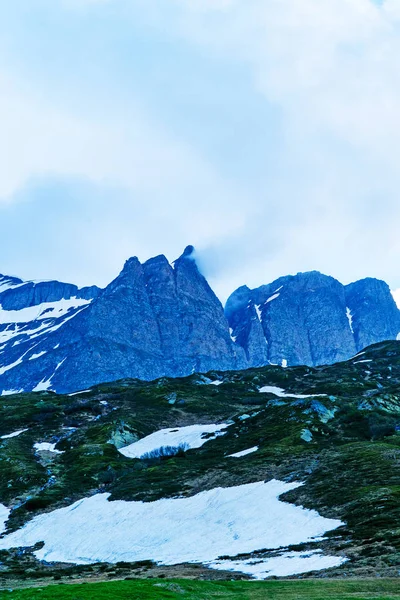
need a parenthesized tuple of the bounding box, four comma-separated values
(0, 247, 399, 395)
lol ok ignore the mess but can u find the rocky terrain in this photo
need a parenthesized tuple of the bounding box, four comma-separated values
(0, 340, 399, 584)
(0, 247, 399, 394)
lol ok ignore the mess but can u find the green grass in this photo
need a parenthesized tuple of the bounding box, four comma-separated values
(1, 578, 400, 599)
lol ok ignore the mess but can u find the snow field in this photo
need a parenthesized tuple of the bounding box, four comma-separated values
(118, 423, 230, 459)
(0, 479, 344, 578)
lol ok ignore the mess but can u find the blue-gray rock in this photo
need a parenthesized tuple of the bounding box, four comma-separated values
(226, 271, 400, 367)
(1, 256, 399, 394)
(345, 278, 400, 352)
(0, 247, 244, 394)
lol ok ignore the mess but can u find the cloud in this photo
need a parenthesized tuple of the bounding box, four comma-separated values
(1, 0, 400, 301)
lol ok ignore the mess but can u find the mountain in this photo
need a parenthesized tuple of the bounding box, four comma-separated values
(1, 251, 400, 395)
(226, 271, 400, 368)
(0, 247, 245, 395)
(0, 340, 399, 583)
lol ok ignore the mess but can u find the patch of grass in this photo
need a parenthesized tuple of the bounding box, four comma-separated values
(1, 578, 400, 599)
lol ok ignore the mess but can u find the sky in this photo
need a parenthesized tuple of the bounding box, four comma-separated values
(1, 0, 400, 303)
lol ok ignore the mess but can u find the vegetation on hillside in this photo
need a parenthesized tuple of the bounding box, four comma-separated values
(0, 340, 399, 583)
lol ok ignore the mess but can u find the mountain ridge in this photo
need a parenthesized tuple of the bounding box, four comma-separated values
(0, 248, 399, 394)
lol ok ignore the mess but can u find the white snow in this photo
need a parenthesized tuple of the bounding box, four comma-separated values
(266, 293, 280, 303)
(0, 298, 91, 326)
(209, 380, 223, 386)
(209, 550, 346, 579)
(229, 328, 237, 343)
(1, 389, 23, 396)
(346, 307, 354, 334)
(0, 503, 9, 535)
(68, 389, 92, 397)
(34, 442, 64, 454)
(0, 356, 24, 376)
(0, 301, 91, 346)
(255, 305, 262, 322)
(29, 351, 47, 361)
(354, 359, 372, 364)
(32, 358, 66, 392)
(32, 378, 52, 392)
(259, 386, 326, 399)
(228, 446, 258, 458)
(0, 479, 344, 575)
(118, 424, 230, 459)
(282, 359, 288, 368)
(1, 429, 28, 440)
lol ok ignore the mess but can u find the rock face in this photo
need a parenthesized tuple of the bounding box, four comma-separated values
(0, 253, 399, 394)
(0, 247, 245, 394)
(226, 271, 400, 367)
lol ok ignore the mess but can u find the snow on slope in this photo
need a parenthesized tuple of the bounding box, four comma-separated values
(0, 503, 9, 535)
(0, 296, 93, 391)
(118, 424, 230, 459)
(0, 480, 344, 577)
(259, 386, 327, 399)
(0, 298, 91, 346)
(228, 446, 258, 458)
(34, 442, 64, 454)
(0, 429, 28, 440)
(210, 550, 346, 579)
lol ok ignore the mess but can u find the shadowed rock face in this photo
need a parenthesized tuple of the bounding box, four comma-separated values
(226, 272, 400, 368)
(0, 252, 399, 394)
(0, 247, 244, 394)
(345, 278, 400, 352)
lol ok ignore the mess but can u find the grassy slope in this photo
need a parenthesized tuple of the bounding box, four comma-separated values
(0, 341, 399, 581)
(1, 578, 400, 600)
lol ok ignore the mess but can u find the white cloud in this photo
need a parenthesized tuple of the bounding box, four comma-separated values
(2, 0, 400, 298)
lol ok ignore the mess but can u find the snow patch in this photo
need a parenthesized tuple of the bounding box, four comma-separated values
(29, 351, 47, 361)
(0, 480, 344, 574)
(0, 356, 24, 376)
(354, 359, 372, 364)
(34, 442, 64, 454)
(229, 328, 237, 343)
(1, 429, 28, 440)
(266, 293, 280, 303)
(209, 550, 346, 579)
(346, 307, 354, 334)
(1, 389, 23, 396)
(228, 446, 258, 458)
(0, 503, 9, 535)
(0, 298, 92, 326)
(255, 305, 262, 322)
(259, 386, 326, 399)
(32, 358, 66, 392)
(68, 389, 92, 397)
(209, 380, 223, 386)
(119, 424, 230, 459)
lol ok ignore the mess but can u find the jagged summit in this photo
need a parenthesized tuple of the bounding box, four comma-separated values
(0, 247, 244, 394)
(0, 257, 399, 394)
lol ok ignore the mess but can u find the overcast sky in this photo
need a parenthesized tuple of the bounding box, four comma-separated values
(1, 0, 400, 302)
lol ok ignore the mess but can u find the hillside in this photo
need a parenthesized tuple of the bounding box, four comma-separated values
(0, 340, 399, 586)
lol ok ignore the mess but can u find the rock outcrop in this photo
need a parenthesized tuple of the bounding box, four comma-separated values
(226, 272, 400, 367)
